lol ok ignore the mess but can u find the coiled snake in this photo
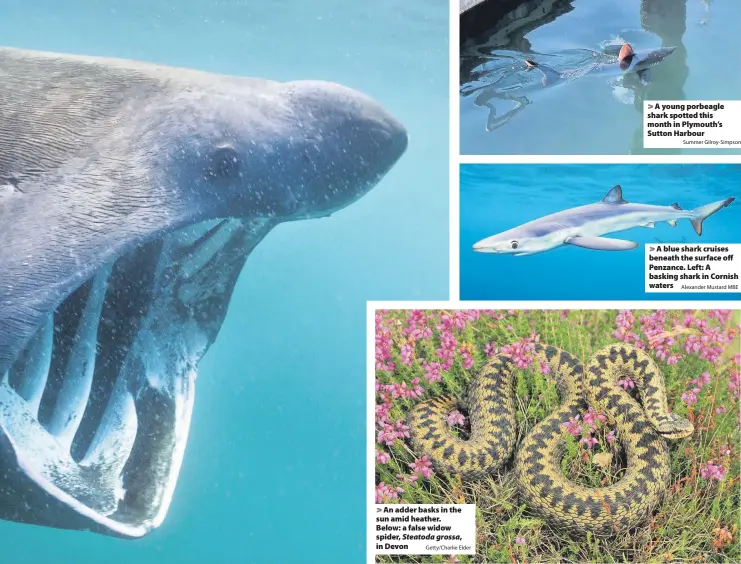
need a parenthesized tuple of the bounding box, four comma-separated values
(407, 343, 694, 536)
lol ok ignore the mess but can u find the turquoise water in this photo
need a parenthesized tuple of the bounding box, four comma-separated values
(460, 164, 741, 300)
(0, 2, 448, 563)
(460, 0, 741, 155)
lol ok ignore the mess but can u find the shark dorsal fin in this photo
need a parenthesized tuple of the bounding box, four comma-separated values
(601, 185, 627, 205)
(671, 202, 682, 210)
(618, 43, 635, 63)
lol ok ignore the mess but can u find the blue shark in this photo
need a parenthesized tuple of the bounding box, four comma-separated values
(472, 185, 735, 257)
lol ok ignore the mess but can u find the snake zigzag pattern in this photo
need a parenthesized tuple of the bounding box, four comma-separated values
(407, 343, 693, 536)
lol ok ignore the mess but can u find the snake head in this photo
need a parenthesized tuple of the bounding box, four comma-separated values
(656, 413, 694, 439)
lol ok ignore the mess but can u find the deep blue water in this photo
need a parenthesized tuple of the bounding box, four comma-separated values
(460, 0, 741, 155)
(0, 1, 448, 563)
(460, 164, 741, 300)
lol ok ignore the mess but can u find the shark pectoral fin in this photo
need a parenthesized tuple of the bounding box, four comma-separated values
(643, 222, 655, 228)
(668, 219, 678, 227)
(564, 236, 639, 251)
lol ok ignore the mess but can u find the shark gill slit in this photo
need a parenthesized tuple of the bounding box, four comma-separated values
(7, 237, 166, 466)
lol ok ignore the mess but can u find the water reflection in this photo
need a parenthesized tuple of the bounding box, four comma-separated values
(460, 0, 716, 154)
(629, 0, 689, 154)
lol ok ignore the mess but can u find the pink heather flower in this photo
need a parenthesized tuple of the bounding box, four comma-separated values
(422, 360, 443, 384)
(716, 406, 727, 415)
(404, 310, 427, 336)
(411, 456, 434, 479)
(665, 353, 682, 365)
(515, 537, 526, 545)
(618, 377, 635, 390)
(396, 473, 419, 484)
(580, 435, 599, 449)
(501, 335, 539, 369)
(681, 388, 699, 406)
(435, 331, 458, 367)
(606, 430, 616, 444)
(375, 398, 391, 426)
(376, 450, 391, 464)
(719, 444, 732, 457)
(729, 371, 741, 399)
(383, 378, 424, 401)
(376, 482, 404, 503)
(460, 348, 474, 370)
(448, 557, 460, 563)
(582, 407, 606, 429)
(708, 310, 733, 323)
(407, 378, 425, 399)
(375, 313, 396, 371)
(447, 410, 466, 427)
(540, 362, 551, 375)
(484, 342, 498, 357)
(560, 310, 570, 320)
(700, 461, 727, 482)
(613, 310, 642, 345)
(399, 344, 414, 366)
(377, 419, 411, 446)
(564, 416, 581, 436)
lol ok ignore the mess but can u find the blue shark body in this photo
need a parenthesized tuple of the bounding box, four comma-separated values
(473, 185, 735, 256)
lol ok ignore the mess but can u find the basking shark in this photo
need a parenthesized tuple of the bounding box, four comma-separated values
(0, 47, 407, 538)
(472, 185, 735, 256)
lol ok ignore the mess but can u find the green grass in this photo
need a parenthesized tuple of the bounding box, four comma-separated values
(374, 309, 740, 563)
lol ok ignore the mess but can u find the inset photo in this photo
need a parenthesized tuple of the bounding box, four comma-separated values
(459, 163, 741, 301)
(372, 307, 740, 563)
(459, 0, 741, 155)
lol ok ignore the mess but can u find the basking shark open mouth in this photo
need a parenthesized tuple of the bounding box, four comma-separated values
(0, 46, 407, 538)
(0, 40, 412, 538)
(0, 218, 274, 538)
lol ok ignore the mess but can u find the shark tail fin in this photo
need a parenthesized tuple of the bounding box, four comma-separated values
(689, 197, 735, 236)
(523, 58, 561, 84)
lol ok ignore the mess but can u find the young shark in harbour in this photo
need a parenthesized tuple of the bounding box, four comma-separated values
(472, 185, 735, 257)
(467, 43, 676, 131)
(524, 43, 676, 88)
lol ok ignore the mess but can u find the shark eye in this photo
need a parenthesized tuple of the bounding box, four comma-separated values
(207, 145, 242, 180)
(511, 241, 519, 249)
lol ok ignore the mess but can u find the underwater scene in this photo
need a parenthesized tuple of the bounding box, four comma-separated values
(460, 163, 741, 301)
(0, 1, 449, 563)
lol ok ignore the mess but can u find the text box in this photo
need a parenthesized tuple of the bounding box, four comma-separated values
(373, 504, 476, 556)
(645, 243, 741, 293)
(643, 101, 741, 149)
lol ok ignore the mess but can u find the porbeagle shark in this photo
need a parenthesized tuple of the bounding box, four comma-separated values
(472, 185, 735, 256)
(524, 43, 676, 87)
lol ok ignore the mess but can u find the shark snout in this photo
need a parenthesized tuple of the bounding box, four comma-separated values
(473, 239, 492, 252)
(635, 46, 677, 69)
(472, 238, 506, 253)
